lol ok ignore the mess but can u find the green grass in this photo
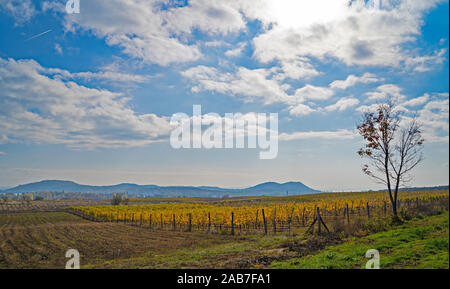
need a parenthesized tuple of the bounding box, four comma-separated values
(270, 213, 449, 269)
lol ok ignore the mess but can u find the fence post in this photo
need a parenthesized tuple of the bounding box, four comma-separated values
(384, 201, 387, 215)
(140, 213, 143, 226)
(173, 214, 176, 231)
(273, 207, 277, 235)
(231, 212, 235, 236)
(255, 209, 259, 229)
(317, 207, 321, 234)
(208, 212, 211, 233)
(302, 207, 305, 226)
(346, 203, 350, 224)
(188, 213, 192, 232)
(160, 213, 163, 229)
(149, 214, 152, 228)
(366, 202, 370, 219)
(262, 209, 267, 235)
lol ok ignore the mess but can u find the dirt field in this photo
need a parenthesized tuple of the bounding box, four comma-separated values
(0, 212, 242, 269)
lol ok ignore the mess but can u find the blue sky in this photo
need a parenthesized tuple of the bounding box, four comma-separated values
(0, 0, 448, 190)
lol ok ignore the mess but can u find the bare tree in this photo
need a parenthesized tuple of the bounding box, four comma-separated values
(357, 102, 424, 218)
(111, 193, 123, 206)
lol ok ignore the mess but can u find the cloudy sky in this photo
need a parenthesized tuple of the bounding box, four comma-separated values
(0, 0, 448, 190)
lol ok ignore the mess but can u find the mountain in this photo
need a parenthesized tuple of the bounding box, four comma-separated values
(0, 180, 319, 197)
(245, 182, 317, 194)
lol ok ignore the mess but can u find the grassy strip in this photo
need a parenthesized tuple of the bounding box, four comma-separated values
(270, 213, 449, 269)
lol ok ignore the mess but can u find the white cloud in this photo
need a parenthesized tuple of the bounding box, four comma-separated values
(365, 84, 406, 102)
(183, 65, 340, 117)
(356, 103, 380, 113)
(43, 66, 151, 84)
(274, 58, 320, 81)
(279, 129, 357, 141)
(54, 43, 63, 55)
(0, 57, 172, 149)
(417, 98, 449, 143)
(72, 71, 150, 83)
(288, 104, 316, 117)
(294, 85, 334, 102)
(164, 0, 246, 35)
(325, 97, 360, 112)
(0, 0, 36, 25)
(182, 65, 336, 117)
(330, 73, 382, 90)
(182, 65, 290, 105)
(405, 48, 447, 72)
(402, 94, 429, 107)
(252, 0, 445, 69)
(59, 0, 203, 66)
(225, 42, 246, 58)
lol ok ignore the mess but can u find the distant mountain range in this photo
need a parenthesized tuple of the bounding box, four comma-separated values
(0, 180, 320, 198)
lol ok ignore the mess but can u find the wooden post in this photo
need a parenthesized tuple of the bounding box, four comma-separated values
(149, 214, 152, 228)
(302, 207, 305, 226)
(346, 203, 350, 224)
(317, 207, 321, 234)
(231, 212, 235, 236)
(366, 202, 370, 219)
(188, 213, 192, 232)
(273, 207, 277, 235)
(208, 212, 211, 233)
(384, 201, 387, 215)
(255, 209, 259, 229)
(334, 203, 337, 216)
(140, 213, 143, 226)
(262, 209, 267, 235)
(160, 213, 163, 229)
(173, 214, 176, 230)
(288, 208, 294, 235)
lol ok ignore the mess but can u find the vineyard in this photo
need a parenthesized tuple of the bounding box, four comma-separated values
(0, 200, 111, 214)
(70, 190, 449, 235)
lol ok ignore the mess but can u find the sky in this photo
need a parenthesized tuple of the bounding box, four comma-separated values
(0, 0, 448, 191)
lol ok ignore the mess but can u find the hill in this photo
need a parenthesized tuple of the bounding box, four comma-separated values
(0, 180, 319, 198)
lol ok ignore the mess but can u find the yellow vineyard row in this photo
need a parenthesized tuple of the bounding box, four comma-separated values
(70, 190, 449, 226)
